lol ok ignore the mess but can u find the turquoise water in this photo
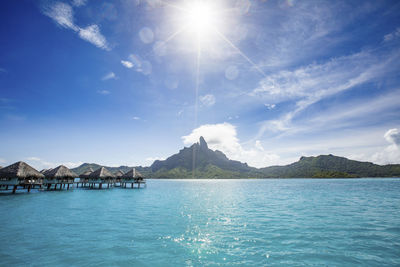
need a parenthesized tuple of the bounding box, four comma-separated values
(0, 179, 400, 266)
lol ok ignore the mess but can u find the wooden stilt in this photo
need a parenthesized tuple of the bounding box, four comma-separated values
(67, 184, 70, 190)
(6, 185, 8, 190)
(27, 185, 31, 192)
(12, 185, 17, 194)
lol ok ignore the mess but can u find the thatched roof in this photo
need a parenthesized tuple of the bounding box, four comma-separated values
(89, 167, 115, 179)
(78, 167, 94, 178)
(79, 170, 92, 178)
(121, 168, 143, 179)
(40, 168, 51, 174)
(0, 161, 44, 179)
(44, 165, 77, 179)
(114, 170, 124, 177)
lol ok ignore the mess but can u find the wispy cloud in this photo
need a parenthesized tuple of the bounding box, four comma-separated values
(384, 27, 400, 42)
(121, 55, 152, 75)
(42, 2, 109, 50)
(101, 72, 117, 81)
(78, 25, 110, 50)
(71, 0, 87, 7)
(26, 157, 83, 169)
(199, 94, 216, 107)
(4, 114, 26, 121)
(264, 104, 276, 110)
(252, 48, 400, 136)
(97, 90, 110, 95)
(42, 2, 78, 31)
(131, 116, 140, 120)
(0, 68, 7, 73)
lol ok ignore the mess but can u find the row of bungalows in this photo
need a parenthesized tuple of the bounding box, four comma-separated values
(0, 162, 78, 192)
(78, 167, 145, 189)
(0, 161, 146, 193)
(120, 168, 146, 188)
(79, 167, 115, 189)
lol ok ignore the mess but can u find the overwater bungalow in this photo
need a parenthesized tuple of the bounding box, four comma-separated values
(114, 170, 124, 186)
(121, 168, 146, 188)
(87, 167, 115, 189)
(44, 165, 77, 190)
(0, 161, 44, 193)
(77, 168, 94, 187)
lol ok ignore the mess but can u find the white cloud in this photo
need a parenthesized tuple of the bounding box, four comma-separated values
(42, 2, 110, 50)
(121, 60, 133, 68)
(132, 116, 140, 120)
(121, 55, 152, 75)
(199, 94, 216, 107)
(384, 129, 400, 147)
(43, 2, 78, 31)
(101, 72, 117, 81)
(182, 123, 281, 167)
(72, 0, 88, 7)
(97, 90, 110, 95)
(384, 27, 400, 42)
(27, 157, 41, 161)
(264, 104, 276, 110)
(78, 25, 110, 50)
(371, 129, 400, 164)
(0, 68, 7, 73)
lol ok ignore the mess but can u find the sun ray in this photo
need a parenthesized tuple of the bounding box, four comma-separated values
(144, 26, 187, 58)
(192, 32, 202, 178)
(214, 29, 267, 77)
(158, 0, 188, 12)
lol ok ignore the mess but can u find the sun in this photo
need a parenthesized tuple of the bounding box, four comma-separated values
(177, 0, 223, 42)
(185, 1, 216, 37)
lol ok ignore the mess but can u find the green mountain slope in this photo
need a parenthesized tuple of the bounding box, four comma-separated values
(261, 154, 400, 178)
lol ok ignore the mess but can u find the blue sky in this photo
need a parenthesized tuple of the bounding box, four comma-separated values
(0, 0, 399, 169)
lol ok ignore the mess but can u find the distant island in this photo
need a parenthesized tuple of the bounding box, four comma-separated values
(72, 137, 400, 179)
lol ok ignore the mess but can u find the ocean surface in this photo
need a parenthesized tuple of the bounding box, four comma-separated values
(0, 179, 400, 266)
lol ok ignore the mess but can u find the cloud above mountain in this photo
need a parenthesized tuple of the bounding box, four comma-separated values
(182, 123, 281, 168)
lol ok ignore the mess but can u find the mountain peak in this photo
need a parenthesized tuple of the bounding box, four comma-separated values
(199, 136, 208, 149)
